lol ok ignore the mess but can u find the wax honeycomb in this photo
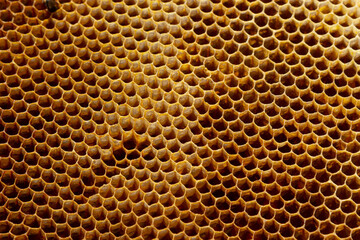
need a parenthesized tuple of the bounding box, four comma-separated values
(1, 0, 360, 239)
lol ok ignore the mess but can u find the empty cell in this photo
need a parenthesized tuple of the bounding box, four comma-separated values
(0, 0, 360, 238)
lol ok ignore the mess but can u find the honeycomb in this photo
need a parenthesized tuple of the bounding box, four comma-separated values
(2, 0, 360, 239)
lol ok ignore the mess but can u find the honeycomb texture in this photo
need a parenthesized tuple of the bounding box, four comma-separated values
(2, 0, 360, 239)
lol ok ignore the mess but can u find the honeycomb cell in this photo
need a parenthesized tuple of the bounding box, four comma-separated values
(0, 0, 360, 238)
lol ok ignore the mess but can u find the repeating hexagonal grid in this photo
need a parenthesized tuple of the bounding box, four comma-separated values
(1, 0, 360, 239)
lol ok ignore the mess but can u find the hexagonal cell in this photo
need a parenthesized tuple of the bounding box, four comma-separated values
(1, 0, 360, 238)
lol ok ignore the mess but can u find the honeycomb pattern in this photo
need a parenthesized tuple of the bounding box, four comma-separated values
(2, 0, 360, 239)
